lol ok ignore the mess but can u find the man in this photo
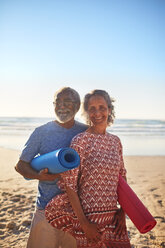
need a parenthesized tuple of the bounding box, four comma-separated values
(15, 87, 87, 248)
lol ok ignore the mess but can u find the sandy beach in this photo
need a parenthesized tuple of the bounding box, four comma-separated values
(0, 147, 165, 248)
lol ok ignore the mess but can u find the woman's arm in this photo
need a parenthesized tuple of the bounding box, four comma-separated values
(67, 137, 101, 242)
(65, 186, 101, 243)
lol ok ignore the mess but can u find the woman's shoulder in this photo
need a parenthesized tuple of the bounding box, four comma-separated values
(106, 132, 121, 143)
(71, 131, 90, 144)
(72, 131, 88, 140)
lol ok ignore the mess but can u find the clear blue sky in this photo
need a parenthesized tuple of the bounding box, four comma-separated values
(0, 0, 165, 119)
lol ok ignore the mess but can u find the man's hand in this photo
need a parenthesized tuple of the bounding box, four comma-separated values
(112, 208, 126, 237)
(38, 168, 61, 181)
(15, 160, 61, 181)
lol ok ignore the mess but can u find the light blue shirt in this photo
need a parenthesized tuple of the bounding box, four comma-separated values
(20, 120, 87, 209)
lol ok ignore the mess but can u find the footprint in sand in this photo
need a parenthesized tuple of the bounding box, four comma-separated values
(157, 200, 163, 207)
(0, 223, 6, 229)
(0, 230, 5, 235)
(7, 209, 14, 214)
(1, 192, 12, 197)
(1, 207, 8, 212)
(150, 187, 158, 192)
(21, 219, 31, 227)
(10, 197, 21, 202)
(153, 194, 161, 198)
(5, 178, 14, 182)
(6, 221, 17, 230)
(154, 216, 165, 223)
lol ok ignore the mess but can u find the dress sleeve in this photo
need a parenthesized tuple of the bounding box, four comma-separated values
(118, 139, 127, 178)
(60, 136, 84, 193)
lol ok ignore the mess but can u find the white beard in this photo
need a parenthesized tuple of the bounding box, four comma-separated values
(55, 110, 75, 123)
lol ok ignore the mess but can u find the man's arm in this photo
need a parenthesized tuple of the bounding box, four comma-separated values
(15, 160, 61, 181)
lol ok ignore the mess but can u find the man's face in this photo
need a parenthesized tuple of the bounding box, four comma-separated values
(54, 92, 77, 123)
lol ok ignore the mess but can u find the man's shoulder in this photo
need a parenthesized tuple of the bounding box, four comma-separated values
(29, 121, 56, 138)
(74, 120, 88, 130)
(35, 121, 54, 131)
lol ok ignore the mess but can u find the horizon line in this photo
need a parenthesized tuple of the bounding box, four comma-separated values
(0, 115, 165, 121)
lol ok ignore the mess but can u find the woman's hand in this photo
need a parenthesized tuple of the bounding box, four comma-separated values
(112, 208, 126, 237)
(81, 222, 101, 243)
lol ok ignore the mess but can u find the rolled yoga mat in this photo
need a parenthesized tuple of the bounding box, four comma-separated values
(117, 175, 157, 234)
(30, 147, 80, 173)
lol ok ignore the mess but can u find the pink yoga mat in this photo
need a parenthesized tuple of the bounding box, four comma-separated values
(117, 175, 157, 234)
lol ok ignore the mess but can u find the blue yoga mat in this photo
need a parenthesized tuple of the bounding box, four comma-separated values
(31, 147, 80, 173)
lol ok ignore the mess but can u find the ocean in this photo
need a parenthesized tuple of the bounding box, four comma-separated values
(0, 117, 165, 156)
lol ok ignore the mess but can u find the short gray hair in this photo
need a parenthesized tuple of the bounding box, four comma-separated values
(54, 87, 81, 112)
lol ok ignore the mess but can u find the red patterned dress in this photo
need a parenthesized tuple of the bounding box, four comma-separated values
(45, 132, 131, 248)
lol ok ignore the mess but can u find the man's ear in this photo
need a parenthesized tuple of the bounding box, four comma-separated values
(74, 103, 80, 113)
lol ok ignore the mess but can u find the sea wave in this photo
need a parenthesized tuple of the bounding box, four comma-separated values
(0, 117, 165, 155)
(0, 117, 165, 136)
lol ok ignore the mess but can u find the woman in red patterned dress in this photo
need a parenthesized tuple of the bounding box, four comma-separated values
(45, 90, 131, 248)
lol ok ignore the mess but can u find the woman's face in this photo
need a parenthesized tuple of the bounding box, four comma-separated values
(87, 95, 111, 127)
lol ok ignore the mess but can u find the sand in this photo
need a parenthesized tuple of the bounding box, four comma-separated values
(0, 147, 164, 248)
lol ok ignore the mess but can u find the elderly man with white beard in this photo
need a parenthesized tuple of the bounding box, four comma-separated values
(15, 87, 87, 248)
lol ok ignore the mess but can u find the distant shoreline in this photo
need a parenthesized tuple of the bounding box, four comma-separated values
(0, 117, 165, 155)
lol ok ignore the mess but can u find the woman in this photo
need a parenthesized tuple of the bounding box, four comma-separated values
(45, 90, 131, 248)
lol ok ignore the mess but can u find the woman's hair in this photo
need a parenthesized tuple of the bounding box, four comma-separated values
(82, 89, 115, 126)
